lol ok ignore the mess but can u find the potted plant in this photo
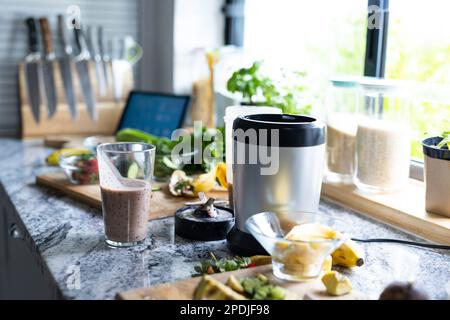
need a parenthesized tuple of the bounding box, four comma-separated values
(226, 61, 312, 114)
(422, 131, 450, 217)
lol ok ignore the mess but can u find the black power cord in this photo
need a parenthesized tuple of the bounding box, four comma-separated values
(351, 238, 450, 250)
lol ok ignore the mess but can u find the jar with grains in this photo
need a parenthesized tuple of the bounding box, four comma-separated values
(324, 77, 360, 184)
(355, 78, 412, 193)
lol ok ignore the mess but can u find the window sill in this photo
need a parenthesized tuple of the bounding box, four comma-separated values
(321, 179, 450, 245)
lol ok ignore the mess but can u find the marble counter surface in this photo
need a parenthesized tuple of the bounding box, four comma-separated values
(0, 138, 449, 300)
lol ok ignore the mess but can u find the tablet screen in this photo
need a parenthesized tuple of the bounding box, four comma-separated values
(117, 91, 190, 138)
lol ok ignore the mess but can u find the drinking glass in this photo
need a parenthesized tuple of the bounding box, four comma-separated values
(97, 142, 155, 247)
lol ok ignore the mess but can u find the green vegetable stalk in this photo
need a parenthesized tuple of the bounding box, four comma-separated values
(193, 252, 252, 276)
(116, 128, 225, 181)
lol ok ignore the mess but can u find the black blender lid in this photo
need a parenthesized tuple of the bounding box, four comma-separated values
(233, 114, 325, 147)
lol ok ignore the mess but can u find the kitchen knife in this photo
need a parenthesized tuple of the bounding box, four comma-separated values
(73, 23, 97, 121)
(57, 15, 77, 120)
(97, 26, 109, 93)
(24, 18, 41, 123)
(86, 25, 107, 97)
(38, 17, 58, 118)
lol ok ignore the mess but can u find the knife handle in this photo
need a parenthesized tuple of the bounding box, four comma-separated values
(57, 15, 71, 55)
(39, 18, 54, 56)
(25, 18, 39, 53)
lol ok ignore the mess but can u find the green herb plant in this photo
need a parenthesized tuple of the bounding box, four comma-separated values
(437, 131, 450, 149)
(226, 61, 312, 114)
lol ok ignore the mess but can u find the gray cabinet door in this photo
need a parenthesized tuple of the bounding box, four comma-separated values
(0, 187, 60, 299)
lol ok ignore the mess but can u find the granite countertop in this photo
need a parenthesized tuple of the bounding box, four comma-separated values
(0, 138, 449, 300)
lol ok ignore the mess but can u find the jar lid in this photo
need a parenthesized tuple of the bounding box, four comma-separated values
(233, 114, 325, 147)
(359, 77, 411, 97)
(330, 76, 360, 88)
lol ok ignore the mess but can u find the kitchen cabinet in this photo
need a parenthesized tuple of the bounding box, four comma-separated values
(0, 184, 61, 299)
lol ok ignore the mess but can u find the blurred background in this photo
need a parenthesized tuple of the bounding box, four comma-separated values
(1, 0, 450, 160)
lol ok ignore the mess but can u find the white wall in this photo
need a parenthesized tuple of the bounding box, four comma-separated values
(173, 0, 225, 94)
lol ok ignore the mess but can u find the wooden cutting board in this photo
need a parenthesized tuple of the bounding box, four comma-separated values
(36, 172, 227, 221)
(117, 265, 363, 300)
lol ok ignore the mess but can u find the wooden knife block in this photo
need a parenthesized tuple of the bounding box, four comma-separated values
(18, 60, 133, 138)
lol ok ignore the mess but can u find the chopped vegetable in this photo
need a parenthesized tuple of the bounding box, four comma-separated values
(193, 274, 285, 300)
(193, 252, 252, 276)
(70, 154, 99, 185)
(127, 162, 139, 179)
(239, 274, 285, 300)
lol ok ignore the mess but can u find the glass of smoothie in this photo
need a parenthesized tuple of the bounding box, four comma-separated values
(97, 142, 155, 247)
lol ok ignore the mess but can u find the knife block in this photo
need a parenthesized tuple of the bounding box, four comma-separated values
(18, 60, 133, 138)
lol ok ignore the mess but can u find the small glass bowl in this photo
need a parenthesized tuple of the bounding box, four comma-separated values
(245, 211, 349, 281)
(59, 154, 99, 185)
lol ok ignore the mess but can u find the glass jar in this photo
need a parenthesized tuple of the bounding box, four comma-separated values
(355, 78, 412, 193)
(324, 77, 359, 184)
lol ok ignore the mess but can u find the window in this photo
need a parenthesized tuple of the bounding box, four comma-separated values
(239, 0, 450, 161)
(243, 0, 367, 93)
(385, 0, 450, 159)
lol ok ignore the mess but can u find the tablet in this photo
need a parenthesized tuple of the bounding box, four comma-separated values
(117, 90, 190, 138)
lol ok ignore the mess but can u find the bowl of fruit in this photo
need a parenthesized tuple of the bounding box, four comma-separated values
(59, 154, 99, 185)
(245, 211, 351, 281)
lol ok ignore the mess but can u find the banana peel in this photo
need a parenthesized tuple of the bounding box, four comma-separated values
(216, 162, 228, 188)
(46, 148, 92, 166)
(331, 239, 365, 268)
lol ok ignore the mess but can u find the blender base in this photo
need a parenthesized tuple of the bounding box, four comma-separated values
(226, 226, 268, 256)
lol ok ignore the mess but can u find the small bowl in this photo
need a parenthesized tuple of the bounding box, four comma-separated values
(245, 211, 349, 281)
(60, 154, 99, 185)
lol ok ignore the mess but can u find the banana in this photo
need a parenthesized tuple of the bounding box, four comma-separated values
(46, 148, 92, 166)
(321, 271, 353, 296)
(322, 255, 333, 273)
(250, 255, 272, 266)
(331, 239, 365, 268)
(191, 166, 218, 193)
(194, 275, 247, 300)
